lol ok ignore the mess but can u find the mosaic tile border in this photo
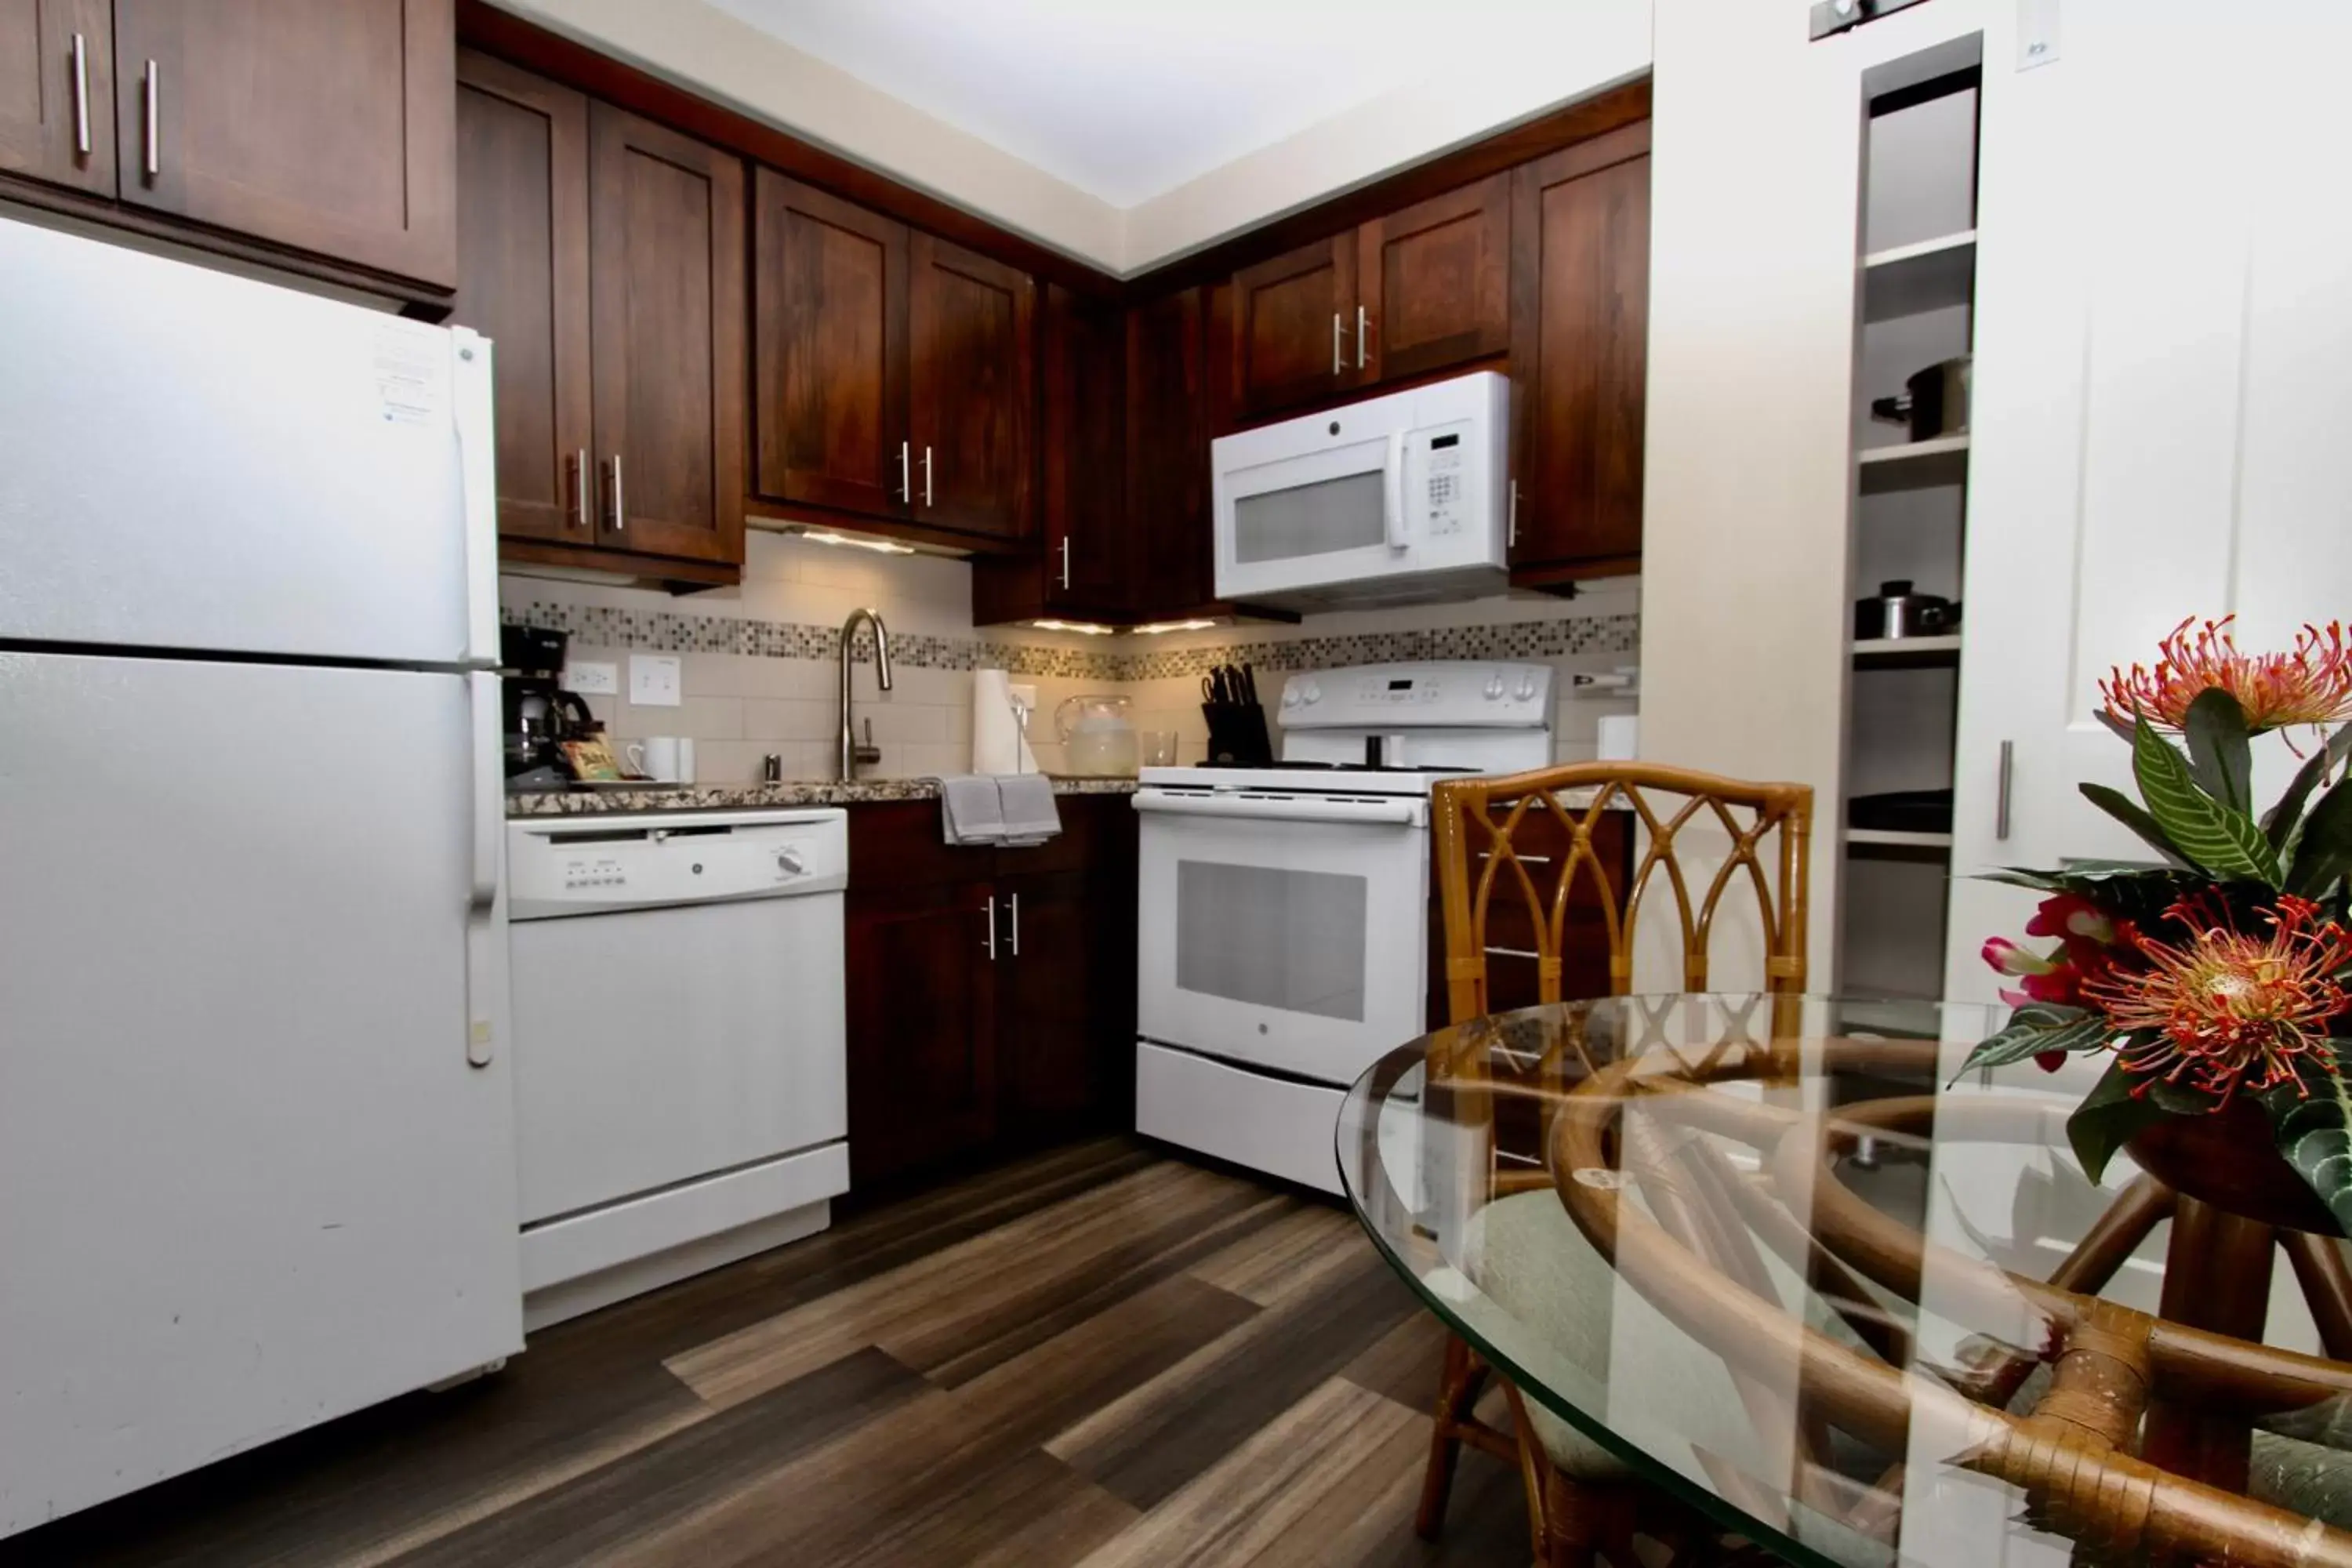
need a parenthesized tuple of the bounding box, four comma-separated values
(501, 602, 1639, 683)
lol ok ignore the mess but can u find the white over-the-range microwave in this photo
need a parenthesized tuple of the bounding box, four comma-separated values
(1210, 370, 1508, 612)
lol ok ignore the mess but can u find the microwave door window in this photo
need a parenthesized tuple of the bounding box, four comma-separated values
(1232, 471, 1387, 564)
(1174, 860, 1369, 1022)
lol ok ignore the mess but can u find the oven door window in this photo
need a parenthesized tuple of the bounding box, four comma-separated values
(1232, 471, 1386, 565)
(1174, 859, 1368, 1022)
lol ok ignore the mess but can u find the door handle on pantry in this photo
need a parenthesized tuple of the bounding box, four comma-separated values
(982, 895, 997, 960)
(1995, 739, 2014, 841)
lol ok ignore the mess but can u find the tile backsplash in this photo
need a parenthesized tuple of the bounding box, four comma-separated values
(503, 532, 1641, 782)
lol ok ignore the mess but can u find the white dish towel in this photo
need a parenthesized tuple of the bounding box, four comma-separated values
(935, 775, 1063, 846)
(996, 773, 1062, 848)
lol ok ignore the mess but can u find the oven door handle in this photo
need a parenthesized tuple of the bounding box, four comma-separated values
(1132, 790, 1426, 828)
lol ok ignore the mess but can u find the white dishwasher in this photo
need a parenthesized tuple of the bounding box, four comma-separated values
(506, 808, 848, 1328)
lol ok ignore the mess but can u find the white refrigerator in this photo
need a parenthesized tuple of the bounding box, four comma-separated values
(0, 217, 521, 1534)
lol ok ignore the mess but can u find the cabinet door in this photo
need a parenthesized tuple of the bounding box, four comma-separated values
(1357, 173, 1510, 385)
(844, 880, 1000, 1188)
(1508, 132, 1650, 576)
(1229, 231, 1357, 419)
(1042, 282, 1128, 609)
(111, 0, 455, 287)
(752, 171, 909, 519)
(997, 867, 1131, 1142)
(909, 231, 1036, 540)
(1127, 286, 1212, 617)
(586, 103, 746, 565)
(454, 52, 591, 547)
(0, 0, 114, 195)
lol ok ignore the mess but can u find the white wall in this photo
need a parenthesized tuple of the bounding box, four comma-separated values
(483, 0, 1652, 274)
(1638, 0, 1986, 992)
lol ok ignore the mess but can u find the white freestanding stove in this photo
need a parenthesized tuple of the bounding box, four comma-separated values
(1132, 660, 1555, 1192)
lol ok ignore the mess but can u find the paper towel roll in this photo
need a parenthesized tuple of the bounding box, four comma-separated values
(972, 668, 1039, 775)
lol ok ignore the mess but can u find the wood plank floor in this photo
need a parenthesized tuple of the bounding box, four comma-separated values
(0, 1139, 1530, 1567)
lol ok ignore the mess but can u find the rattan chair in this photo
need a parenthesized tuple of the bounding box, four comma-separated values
(1415, 762, 1814, 1567)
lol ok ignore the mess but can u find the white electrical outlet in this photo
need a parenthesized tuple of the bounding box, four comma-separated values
(629, 654, 682, 707)
(564, 660, 618, 696)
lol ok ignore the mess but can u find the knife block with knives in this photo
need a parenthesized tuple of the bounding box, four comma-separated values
(1200, 662, 1274, 765)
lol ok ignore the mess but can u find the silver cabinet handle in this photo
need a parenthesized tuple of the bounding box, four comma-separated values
(602, 455, 625, 532)
(1331, 312, 1343, 375)
(1996, 739, 2015, 841)
(898, 439, 910, 502)
(922, 445, 933, 507)
(1058, 535, 1071, 590)
(982, 895, 997, 960)
(1008, 892, 1020, 957)
(568, 449, 588, 530)
(1508, 479, 1520, 547)
(142, 60, 158, 180)
(1356, 304, 1369, 369)
(70, 34, 89, 156)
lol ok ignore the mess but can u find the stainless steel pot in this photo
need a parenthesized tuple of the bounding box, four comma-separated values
(1853, 579, 1959, 641)
(1870, 355, 1970, 441)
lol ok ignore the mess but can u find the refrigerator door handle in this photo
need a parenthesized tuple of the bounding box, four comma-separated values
(465, 670, 504, 1069)
(448, 329, 501, 667)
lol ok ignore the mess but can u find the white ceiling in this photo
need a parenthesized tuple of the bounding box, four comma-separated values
(702, 0, 1570, 208)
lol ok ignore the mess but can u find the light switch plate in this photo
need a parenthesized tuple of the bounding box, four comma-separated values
(629, 654, 681, 707)
(564, 660, 618, 696)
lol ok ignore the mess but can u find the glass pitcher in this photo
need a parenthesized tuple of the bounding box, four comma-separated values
(1054, 694, 1139, 778)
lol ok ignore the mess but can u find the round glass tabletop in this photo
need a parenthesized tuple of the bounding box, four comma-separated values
(1337, 994, 2352, 1568)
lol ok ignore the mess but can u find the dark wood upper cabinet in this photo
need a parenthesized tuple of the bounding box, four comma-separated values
(454, 50, 590, 546)
(1356, 172, 1510, 385)
(1229, 231, 1357, 419)
(0, 0, 115, 195)
(1508, 127, 1650, 580)
(1128, 285, 1214, 617)
(110, 0, 456, 288)
(751, 171, 910, 520)
(909, 232, 1036, 542)
(586, 103, 745, 566)
(971, 281, 1127, 624)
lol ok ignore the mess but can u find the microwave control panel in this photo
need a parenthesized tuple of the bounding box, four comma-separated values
(1415, 426, 1471, 539)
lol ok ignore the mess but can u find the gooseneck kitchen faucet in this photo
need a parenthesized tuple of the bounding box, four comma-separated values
(837, 606, 895, 779)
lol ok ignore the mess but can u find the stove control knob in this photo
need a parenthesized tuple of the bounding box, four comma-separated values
(1302, 681, 1323, 706)
(1483, 675, 1505, 700)
(1515, 674, 1539, 701)
(778, 848, 805, 876)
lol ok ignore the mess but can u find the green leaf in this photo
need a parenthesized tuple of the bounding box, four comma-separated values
(2262, 724, 2352, 851)
(2067, 1057, 2169, 1184)
(1976, 867, 2072, 892)
(2078, 783, 2195, 870)
(2183, 689, 2255, 817)
(1954, 1005, 2107, 1079)
(2288, 774, 2352, 897)
(2131, 716, 2283, 885)
(2265, 1062, 2352, 1239)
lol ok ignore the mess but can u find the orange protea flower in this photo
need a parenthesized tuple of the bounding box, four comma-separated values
(2084, 892, 2352, 1106)
(2101, 615, 2352, 734)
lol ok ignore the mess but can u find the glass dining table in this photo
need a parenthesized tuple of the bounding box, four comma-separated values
(1337, 993, 2352, 1568)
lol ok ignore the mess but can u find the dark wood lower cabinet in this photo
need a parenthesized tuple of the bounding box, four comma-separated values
(845, 797, 1138, 1190)
(1425, 806, 1633, 1029)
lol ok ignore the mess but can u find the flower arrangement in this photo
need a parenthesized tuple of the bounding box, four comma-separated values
(1962, 616, 2352, 1232)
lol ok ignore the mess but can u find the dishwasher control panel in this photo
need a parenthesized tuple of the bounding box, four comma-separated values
(507, 808, 848, 920)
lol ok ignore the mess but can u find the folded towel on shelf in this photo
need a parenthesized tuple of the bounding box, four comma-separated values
(938, 775, 1007, 844)
(996, 772, 1063, 848)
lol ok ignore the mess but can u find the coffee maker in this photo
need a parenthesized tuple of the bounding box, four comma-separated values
(502, 625, 597, 788)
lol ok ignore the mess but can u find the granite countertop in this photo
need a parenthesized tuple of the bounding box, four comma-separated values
(507, 775, 1139, 816)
